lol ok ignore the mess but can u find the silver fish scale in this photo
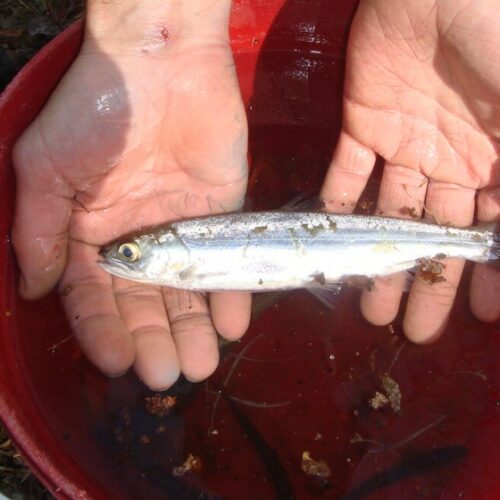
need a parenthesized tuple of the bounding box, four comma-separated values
(100, 212, 496, 291)
(171, 212, 486, 245)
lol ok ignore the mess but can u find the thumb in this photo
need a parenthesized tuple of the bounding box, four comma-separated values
(12, 134, 74, 300)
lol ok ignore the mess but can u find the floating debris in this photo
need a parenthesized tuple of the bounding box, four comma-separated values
(358, 200, 374, 213)
(46, 334, 73, 354)
(401, 206, 419, 219)
(172, 454, 202, 477)
(59, 284, 73, 296)
(350, 433, 363, 444)
(369, 391, 390, 410)
(145, 394, 177, 417)
(382, 375, 401, 413)
(301, 451, 331, 478)
(417, 258, 446, 285)
(140, 435, 151, 445)
(343, 275, 375, 291)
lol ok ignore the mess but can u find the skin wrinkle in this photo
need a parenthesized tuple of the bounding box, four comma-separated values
(411, 283, 463, 304)
(114, 285, 163, 299)
(399, 108, 419, 167)
(72, 313, 122, 331)
(345, 95, 489, 188)
(169, 312, 213, 332)
(437, 1, 475, 40)
(402, 5, 432, 64)
(350, 62, 486, 136)
(70, 186, 234, 245)
(425, 182, 476, 221)
(75, 171, 186, 211)
(373, 2, 434, 66)
(206, 194, 223, 215)
(423, 4, 439, 46)
(328, 156, 370, 180)
(59, 276, 110, 293)
(344, 81, 484, 139)
(348, 5, 495, 165)
(130, 325, 170, 337)
(65, 234, 99, 248)
(163, 42, 236, 79)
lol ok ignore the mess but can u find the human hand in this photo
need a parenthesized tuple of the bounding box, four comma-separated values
(321, 0, 500, 342)
(12, 0, 250, 390)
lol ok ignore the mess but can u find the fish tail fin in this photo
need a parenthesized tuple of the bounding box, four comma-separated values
(306, 282, 342, 310)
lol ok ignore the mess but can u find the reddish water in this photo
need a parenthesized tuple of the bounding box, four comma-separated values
(78, 136, 500, 499)
(1, 1, 498, 498)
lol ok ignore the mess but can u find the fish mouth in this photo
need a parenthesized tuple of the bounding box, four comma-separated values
(98, 259, 135, 279)
(98, 259, 155, 285)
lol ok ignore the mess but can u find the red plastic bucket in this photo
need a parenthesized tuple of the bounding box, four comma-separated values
(1, 1, 499, 499)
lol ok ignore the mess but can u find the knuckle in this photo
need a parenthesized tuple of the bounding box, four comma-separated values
(170, 312, 213, 334)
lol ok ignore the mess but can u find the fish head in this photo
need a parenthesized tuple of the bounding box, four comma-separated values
(99, 231, 189, 285)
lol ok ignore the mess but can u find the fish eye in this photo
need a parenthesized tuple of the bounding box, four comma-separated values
(118, 242, 141, 262)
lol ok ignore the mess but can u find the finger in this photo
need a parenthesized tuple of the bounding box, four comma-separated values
(114, 279, 180, 390)
(361, 273, 409, 326)
(210, 292, 252, 340)
(320, 131, 376, 214)
(470, 186, 500, 322)
(404, 181, 476, 343)
(163, 288, 219, 382)
(12, 136, 75, 299)
(470, 264, 500, 322)
(361, 164, 428, 325)
(59, 241, 135, 376)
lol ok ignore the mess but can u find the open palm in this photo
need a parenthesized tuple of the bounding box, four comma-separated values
(13, 36, 250, 389)
(322, 0, 500, 341)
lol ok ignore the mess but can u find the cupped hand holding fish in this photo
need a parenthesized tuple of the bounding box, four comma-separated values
(12, 1, 250, 390)
(321, 0, 500, 341)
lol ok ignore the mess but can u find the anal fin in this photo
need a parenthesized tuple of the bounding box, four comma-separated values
(307, 273, 342, 309)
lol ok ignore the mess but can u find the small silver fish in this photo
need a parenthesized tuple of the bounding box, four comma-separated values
(99, 212, 499, 291)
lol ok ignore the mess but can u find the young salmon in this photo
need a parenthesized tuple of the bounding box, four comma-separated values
(99, 212, 499, 291)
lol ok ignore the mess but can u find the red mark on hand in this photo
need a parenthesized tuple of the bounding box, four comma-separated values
(159, 26, 169, 41)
